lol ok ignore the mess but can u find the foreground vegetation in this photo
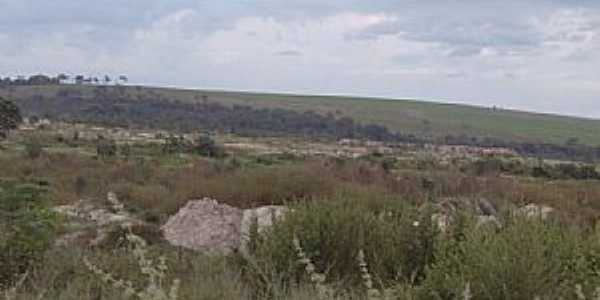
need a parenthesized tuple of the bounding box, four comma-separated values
(4, 190, 600, 299)
(2, 127, 600, 299)
(3, 92, 600, 299)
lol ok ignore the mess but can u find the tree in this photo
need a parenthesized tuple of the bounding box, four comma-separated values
(162, 135, 188, 155)
(57, 73, 69, 83)
(23, 136, 44, 159)
(96, 138, 117, 158)
(27, 74, 52, 85)
(0, 97, 22, 139)
(74, 75, 85, 85)
(0, 77, 12, 86)
(566, 137, 579, 146)
(194, 135, 225, 158)
(118, 75, 128, 84)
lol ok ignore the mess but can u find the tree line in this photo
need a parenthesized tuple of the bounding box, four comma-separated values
(14, 87, 410, 143)
(5, 86, 600, 162)
(0, 73, 128, 86)
(442, 134, 600, 163)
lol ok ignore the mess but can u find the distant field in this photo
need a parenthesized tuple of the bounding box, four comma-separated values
(3, 84, 600, 146)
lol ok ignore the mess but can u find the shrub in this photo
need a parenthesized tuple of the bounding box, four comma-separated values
(84, 232, 180, 300)
(0, 182, 59, 288)
(419, 216, 589, 300)
(194, 135, 226, 158)
(73, 176, 87, 196)
(97, 138, 118, 158)
(98, 223, 165, 249)
(244, 195, 437, 294)
(162, 135, 188, 155)
(23, 136, 45, 159)
(0, 96, 21, 139)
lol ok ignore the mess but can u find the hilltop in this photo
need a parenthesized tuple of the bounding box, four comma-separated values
(2, 84, 600, 146)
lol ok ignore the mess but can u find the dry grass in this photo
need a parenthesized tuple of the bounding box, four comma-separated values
(2, 149, 600, 228)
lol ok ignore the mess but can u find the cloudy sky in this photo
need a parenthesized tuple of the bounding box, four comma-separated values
(1, 1, 599, 118)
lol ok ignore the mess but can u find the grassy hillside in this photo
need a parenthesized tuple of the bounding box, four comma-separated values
(3, 84, 600, 145)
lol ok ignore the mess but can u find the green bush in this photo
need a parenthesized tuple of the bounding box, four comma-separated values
(97, 138, 118, 158)
(244, 195, 437, 295)
(0, 182, 59, 288)
(23, 136, 45, 159)
(419, 216, 592, 300)
(194, 135, 226, 158)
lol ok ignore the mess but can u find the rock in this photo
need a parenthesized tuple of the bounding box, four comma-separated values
(431, 213, 452, 233)
(161, 198, 243, 254)
(435, 197, 482, 215)
(240, 205, 287, 254)
(52, 192, 143, 248)
(107, 191, 124, 212)
(88, 208, 135, 226)
(54, 230, 95, 248)
(476, 215, 502, 229)
(161, 199, 289, 254)
(516, 204, 555, 220)
(426, 197, 502, 232)
(477, 198, 498, 216)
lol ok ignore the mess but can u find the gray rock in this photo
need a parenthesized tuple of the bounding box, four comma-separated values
(477, 198, 498, 216)
(240, 205, 287, 254)
(161, 199, 243, 254)
(431, 213, 452, 233)
(52, 192, 143, 248)
(476, 215, 502, 229)
(516, 204, 555, 220)
(161, 199, 289, 255)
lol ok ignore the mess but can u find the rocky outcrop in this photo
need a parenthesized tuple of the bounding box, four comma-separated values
(161, 199, 288, 254)
(54, 195, 289, 254)
(428, 197, 555, 232)
(515, 203, 555, 220)
(161, 199, 243, 254)
(52, 192, 143, 247)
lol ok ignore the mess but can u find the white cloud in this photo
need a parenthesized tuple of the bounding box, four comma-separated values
(1, 1, 600, 117)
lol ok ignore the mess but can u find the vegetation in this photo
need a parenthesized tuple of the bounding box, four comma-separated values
(0, 97, 21, 139)
(11, 86, 402, 143)
(4, 84, 600, 146)
(0, 73, 127, 86)
(5, 197, 600, 299)
(3, 82, 600, 299)
(464, 157, 600, 180)
(0, 182, 58, 289)
(3, 84, 600, 161)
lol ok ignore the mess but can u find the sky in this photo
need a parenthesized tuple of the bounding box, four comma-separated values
(0, 1, 599, 118)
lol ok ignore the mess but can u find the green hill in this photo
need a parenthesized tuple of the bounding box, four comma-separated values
(2, 84, 600, 146)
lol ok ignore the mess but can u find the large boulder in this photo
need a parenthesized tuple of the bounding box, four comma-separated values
(161, 199, 243, 254)
(162, 199, 289, 254)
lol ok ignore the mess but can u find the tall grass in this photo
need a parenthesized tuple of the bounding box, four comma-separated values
(242, 195, 437, 296)
(6, 198, 600, 299)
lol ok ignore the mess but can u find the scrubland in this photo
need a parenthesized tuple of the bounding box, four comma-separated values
(3, 123, 600, 300)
